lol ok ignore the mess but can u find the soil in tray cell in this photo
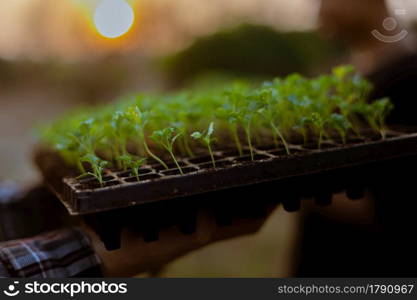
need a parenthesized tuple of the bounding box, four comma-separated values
(197, 159, 232, 170)
(124, 173, 162, 183)
(219, 149, 252, 158)
(188, 155, 223, 164)
(160, 166, 199, 176)
(116, 168, 153, 178)
(233, 154, 271, 163)
(75, 179, 121, 190)
(301, 142, 337, 151)
(266, 148, 307, 157)
(152, 161, 188, 171)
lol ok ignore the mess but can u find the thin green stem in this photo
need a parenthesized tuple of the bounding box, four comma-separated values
(347, 115, 363, 139)
(378, 117, 387, 140)
(168, 149, 183, 175)
(133, 169, 140, 182)
(144, 141, 168, 169)
(141, 132, 168, 169)
(245, 126, 254, 161)
(183, 136, 195, 157)
(271, 130, 280, 148)
(93, 165, 104, 187)
(231, 126, 243, 156)
(270, 122, 290, 155)
(76, 159, 86, 173)
(380, 128, 386, 140)
(207, 143, 216, 168)
(252, 126, 260, 146)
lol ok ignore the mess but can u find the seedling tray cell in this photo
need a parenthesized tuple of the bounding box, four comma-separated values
(35, 129, 417, 216)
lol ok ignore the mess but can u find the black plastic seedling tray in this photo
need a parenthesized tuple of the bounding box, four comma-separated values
(36, 129, 417, 215)
(35, 128, 417, 250)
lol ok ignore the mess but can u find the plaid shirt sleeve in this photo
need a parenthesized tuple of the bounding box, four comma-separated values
(0, 228, 102, 278)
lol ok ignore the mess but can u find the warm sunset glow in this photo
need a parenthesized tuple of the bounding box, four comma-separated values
(94, 0, 134, 39)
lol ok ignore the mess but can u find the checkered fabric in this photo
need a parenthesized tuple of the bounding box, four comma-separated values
(0, 228, 101, 278)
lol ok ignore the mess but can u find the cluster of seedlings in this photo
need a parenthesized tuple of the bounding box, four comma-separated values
(41, 65, 393, 186)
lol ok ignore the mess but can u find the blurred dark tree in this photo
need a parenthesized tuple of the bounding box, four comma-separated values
(0, 58, 19, 87)
(0, 56, 128, 103)
(162, 24, 345, 85)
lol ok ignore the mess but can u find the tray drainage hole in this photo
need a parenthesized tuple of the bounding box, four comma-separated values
(117, 168, 153, 178)
(198, 160, 232, 170)
(125, 173, 162, 182)
(161, 167, 198, 176)
(188, 155, 222, 164)
(153, 161, 188, 171)
(234, 154, 271, 163)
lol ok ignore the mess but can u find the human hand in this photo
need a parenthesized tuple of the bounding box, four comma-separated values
(80, 203, 277, 277)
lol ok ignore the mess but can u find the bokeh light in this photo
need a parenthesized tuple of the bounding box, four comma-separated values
(94, 0, 134, 38)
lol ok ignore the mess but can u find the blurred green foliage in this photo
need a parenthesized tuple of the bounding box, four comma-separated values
(162, 24, 346, 85)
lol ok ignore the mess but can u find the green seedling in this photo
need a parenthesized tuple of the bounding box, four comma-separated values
(125, 106, 169, 169)
(257, 88, 291, 154)
(216, 105, 242, 156)
(301, 112, 327, 149)
(285, 94, 314, 145)
(117, 155, 147, 181)
(78, 153, 108, 186)
(236, 99, 264, 161)
(151, 127, 184, 174)
(109, 111, 134, 169)
(65, 118, 103, 172)
(191, 122, 217, 168)
(171, 121, 193, 157)
(40, 65, 393, 177)
(328, 113, 352, 144)
(175, 101, 199, 157)
(218, 82, 251, 156)
(357, 98, 393, 139)
(371, 98, 393, 139)
(54, 136, 86, 173)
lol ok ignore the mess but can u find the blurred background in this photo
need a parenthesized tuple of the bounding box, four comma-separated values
(0, 0, 416, 276)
